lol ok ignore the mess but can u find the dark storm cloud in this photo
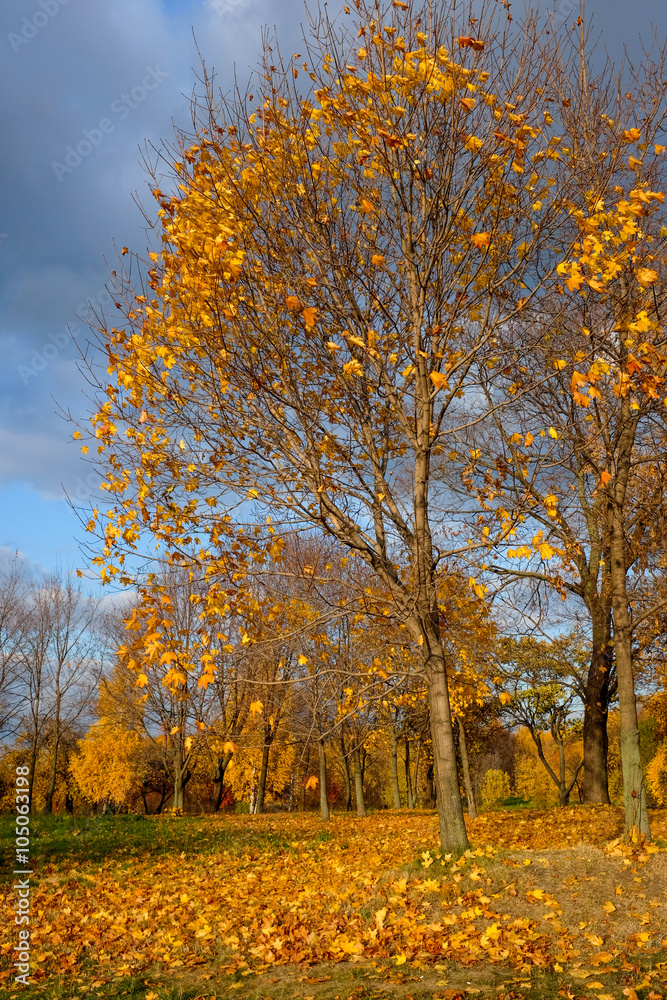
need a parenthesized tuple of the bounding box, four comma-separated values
(0, 0, 664, 555)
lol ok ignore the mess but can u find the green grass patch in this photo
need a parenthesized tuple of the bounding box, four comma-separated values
(0, 813, 293, 878)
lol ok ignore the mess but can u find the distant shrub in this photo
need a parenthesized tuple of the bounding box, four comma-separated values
(481, 769, 512, 809)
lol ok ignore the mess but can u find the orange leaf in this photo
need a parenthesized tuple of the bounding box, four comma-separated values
(302, 306, 318, 327)
(457, 36, 485, 50)
(471, 232, 490, 249)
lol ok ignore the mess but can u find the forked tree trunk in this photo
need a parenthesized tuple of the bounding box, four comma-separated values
(352, 742, 366, 817)
(457, 716, 477, 818)
(318, 738, 330, 821)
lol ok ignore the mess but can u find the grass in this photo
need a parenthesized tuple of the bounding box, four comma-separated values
(7, 951, 667, 1000)
(0, 812, 294, 878)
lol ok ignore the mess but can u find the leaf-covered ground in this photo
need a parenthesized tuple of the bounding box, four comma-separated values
(2, 807, 667, 999)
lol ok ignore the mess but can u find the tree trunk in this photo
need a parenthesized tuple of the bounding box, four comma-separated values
(410, 738, 422, 808)
(255, 736, 271, 814)
(172, 753, 189, 811)
(425, 762, 435, 809)
(557, 739, 570, 806)
(44, 731, 60, 815)
(318, 738, 330, 821)
(609, 502, 650, 839)
(352, 742, 366, 817)
(213, 750, 233, 811)
(427, 655, 469, 849)
(340, 732, 352, 811)
(404, 737, 413, 807)
(390, 724, 402, 808)
(583, 600, 612, 804)
(457, 716, 477, 818)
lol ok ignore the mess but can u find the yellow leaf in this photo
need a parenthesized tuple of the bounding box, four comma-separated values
(371, 254, 385, 267)
(600, 470, 612, 485)
(629, 155, 643, 169)
(636, 268, 658, 287)
(298, 655, 309, 665)
(136, 673, 149, 688)
(602, 900, 616, 914)
(499, 692, 512, 705)
(471, 232, 491, 249)
(302, 306, 318, 327)
(343, 359, 364, 378)
(305, 774, 318, 790)
(430, 371, 448, 390)
(285, 295, 301, 309)
(249, 700, 264, 716)
(223, 740, 235, 754)
(395, 954, 407, 965)
(360, 198, 375, 213)
(554, 359, 567, 370)
(548, 427, 558, 439)
(524, 432, 534, 446)
(170, 726, 180, 735)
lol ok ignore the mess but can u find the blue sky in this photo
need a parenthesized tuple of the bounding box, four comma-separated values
(0, 0, 665, 584)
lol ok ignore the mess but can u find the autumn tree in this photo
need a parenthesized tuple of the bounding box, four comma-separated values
(83, 0, 597, 848)
(495, 636, 587, 806)
(451, 19, 667, 837)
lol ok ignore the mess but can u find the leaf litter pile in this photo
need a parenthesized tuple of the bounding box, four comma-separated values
(3, 808, 667, 998)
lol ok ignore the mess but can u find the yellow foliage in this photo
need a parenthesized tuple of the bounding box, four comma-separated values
(480, 768, 512, 808)
(69, 719, 144, 806)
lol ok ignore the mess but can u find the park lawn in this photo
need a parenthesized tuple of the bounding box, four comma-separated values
(2, 808, 667, 1000)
